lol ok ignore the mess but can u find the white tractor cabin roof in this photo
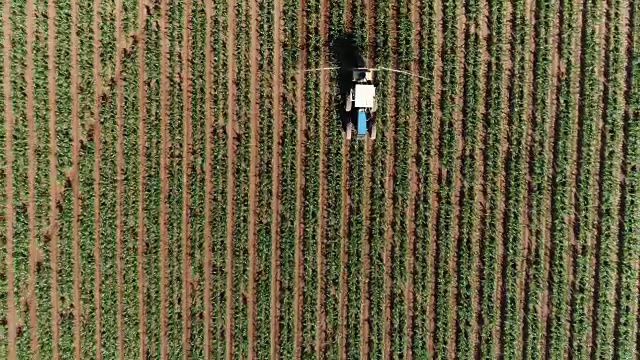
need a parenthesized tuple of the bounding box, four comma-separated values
(354, 84, 375, 108)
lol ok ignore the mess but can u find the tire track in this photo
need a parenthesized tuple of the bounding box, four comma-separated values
(70, 0, 82, 356)
(203, 0, 214, 356)
(315, 0, 329, 353)
(92, 0, 102, 357)
(159, 0, 171, 357)
(247, 0, 259, 351)
(114, 0, 125, 357)
(136, 0, 147, 357)
(25, 0, 38, 354)
(181, 0, 193, 357)
(3, 0, 16, 357)
(225, 0, 238, 353)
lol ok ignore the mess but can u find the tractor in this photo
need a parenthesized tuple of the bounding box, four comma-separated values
(344, 68, 377, 140)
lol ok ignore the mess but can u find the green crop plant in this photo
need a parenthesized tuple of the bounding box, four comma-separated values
(502, 0, 531, 357)
(570, 0, 603, 358)
(595, 0, 628, 357)
(614, 0, 640, 355)
(455, 0, 482, 356)
(523, 1, 554, 359)
(434, 0, 461, 358)
(548, 0, 579, 356)
(480, 0, 506, 357)
(411, 0, 437, 356)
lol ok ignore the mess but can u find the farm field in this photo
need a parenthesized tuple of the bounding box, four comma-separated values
(1, 0, 639, 358)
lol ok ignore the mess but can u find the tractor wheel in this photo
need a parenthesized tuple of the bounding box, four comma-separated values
(345, 90, 353, 112)
(370, 122, 377, 140)
(346, 122, 352, 140)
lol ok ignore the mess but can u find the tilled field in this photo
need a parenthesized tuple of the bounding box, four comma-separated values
(1, 0, 639, 358)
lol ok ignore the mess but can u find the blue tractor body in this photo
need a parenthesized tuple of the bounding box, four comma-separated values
(357, 110, 368, 137)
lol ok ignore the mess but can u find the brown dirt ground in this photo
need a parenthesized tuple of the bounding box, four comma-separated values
(246, 0, 259, 352)
(338, 1, 353, 359)
(136, 0, 148, 358)
(70, 0, 83, 357)
(358, 0, 376, 357)
(4, 0, 17, 358)
(271, 0, 286, 355)
(202, 0, 214, 356)
(314, 0, 329, 353)
(469, 0, 490, 353)
(25, 0, 38, 354)
(180, 1, 193, 357)
(382, 1, 399, 357)
(159, 0, 171, 357)
(426, 0, 444, 355)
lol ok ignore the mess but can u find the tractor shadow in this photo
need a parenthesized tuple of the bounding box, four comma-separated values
(329, 32, 367, 130)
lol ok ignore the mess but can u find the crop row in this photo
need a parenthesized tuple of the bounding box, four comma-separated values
(434, 0, 460, 357)
(570, 0, 603, 357)
(502, 0, 531, 357)
(616, 0, 640, 355)
(548, 0, 579, 355)
(411, 0, 437, 355)
(522, 0, 553, 358)
(455, 0, 482, 355)
(593, 0, 627, 357)
(367, 0, 391, 352)
(479, 0, 506, 356)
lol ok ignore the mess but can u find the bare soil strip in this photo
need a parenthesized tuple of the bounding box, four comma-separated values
(47, 0, 60, 357)
(382, 11, 399, 359)
(291, 0, 306, 355)
(25, 0, 38, 354)
(247, 0, 260, 352)
(70, 0, 83, 356)
(315, 0, 329, 353)
(338, 2, 353, 358)
(359, 0, 376, 356)
(203, 0, 214, 356)
(338, 143, 349, 360)
(539, 0, 560, 352)
(114, 0, 126, 357)
(444, 4, 467, 358)
(427, 0, 443, 353)
(181, 1, 193, 357)
(3, 0, 16, 357)
(136, 0, 147, 357)
(159, 0, 171, 357)
(225, 0, 238, 353)
(405, 0, 421, 356)
(271, 0, 286, 353)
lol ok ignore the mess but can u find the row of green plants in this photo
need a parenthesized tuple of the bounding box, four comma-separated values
(594, 0, 626, 357)
(502, 0, 531, 357)
(523, 0, 553, 358)
(455, 0, 482, 355)
(434, 0, 460, 357)
(480, 0, 507, 356)
(548, 0, 579, 355)
(411, 0, 437, 354)
(570, 0, 603, 357)
(616, 0, 640, 355)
